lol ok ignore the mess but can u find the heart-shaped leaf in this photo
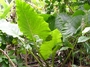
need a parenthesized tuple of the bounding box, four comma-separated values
(16, 0, 50, 41)
(40, 29, 62, 60)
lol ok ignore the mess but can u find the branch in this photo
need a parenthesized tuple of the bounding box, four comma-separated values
(0, 49, 16, 67)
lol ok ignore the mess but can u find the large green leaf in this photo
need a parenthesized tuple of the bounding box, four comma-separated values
(40, 29, 62, 60)
(0, 19, 22, 38)
(16, 0, 50, 41)
(55, 13, 82, 39)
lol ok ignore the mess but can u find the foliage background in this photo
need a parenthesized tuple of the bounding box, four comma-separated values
(0, 0, 90, 67)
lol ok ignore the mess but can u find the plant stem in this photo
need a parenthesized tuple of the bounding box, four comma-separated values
(39, 52, 50, 67)
(29, 36, 49, 67)
(52, 44, 60, 67)
(30, 38, 49, 67)
(80, 47, 82, 66)
(72, 53, 74, 64)
(61, 49, 72, 67)
(25, 52, 29, 67)
(29, 50, 44, 67)
(19, 38, 44, 67)
(0, 49, 16, 67)
(61, 40, 77, 67)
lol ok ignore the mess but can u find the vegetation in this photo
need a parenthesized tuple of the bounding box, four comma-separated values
(0, 0, 90, 67)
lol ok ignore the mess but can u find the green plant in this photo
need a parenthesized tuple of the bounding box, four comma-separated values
(55, 3, 90, 66)
(0, 0, 90, 67)
(0, 0, 14, 19)
(16, 0, 62, 67)
(0, 0, 62, 67)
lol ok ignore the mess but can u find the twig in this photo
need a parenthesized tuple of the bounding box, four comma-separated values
(0, 48, 16, 67)
(19, 38, 44, 67)
(61, 39, 77, 67)
(25, 52, 29, 67)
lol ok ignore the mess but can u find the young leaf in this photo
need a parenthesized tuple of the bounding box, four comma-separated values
(82, 27, 90, 34)
(40, 29, 62, 60)
(78, 36, 90, 43)
(16, 0, 50, 41)
(60, 47, 69, 51)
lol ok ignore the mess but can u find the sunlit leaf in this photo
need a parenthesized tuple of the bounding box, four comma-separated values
(0, 19, 22, 38)
(0, 0, 13, 19)
(40, 29, 62, 60)
(16, 0, 50, 41)
(0, 6, 11, 18)
(82, 27, 90, 34)
(0, 0, 8, 9)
